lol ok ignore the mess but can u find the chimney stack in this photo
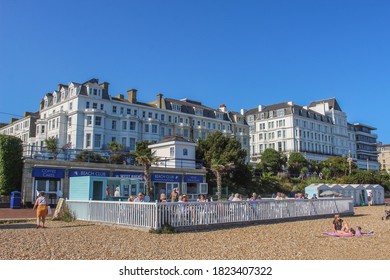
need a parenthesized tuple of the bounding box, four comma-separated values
(127, 89, 137, 103)
(258, 105, 263, 112)
(99, 82, 109, 95)
(157, 93, 163, 108)
(219, 104, 227, 112)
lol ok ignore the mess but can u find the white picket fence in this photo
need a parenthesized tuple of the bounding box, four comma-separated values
(66, 198, 354, 230)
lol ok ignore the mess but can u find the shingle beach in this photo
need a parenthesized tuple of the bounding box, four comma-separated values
(1, 205, 389, 260)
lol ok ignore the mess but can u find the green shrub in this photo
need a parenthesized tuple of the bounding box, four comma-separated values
(149, 223, 177, 234)
(60, 206, 76, 222)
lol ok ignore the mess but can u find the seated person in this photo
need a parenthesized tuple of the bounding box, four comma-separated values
(332, 214, 351, 234)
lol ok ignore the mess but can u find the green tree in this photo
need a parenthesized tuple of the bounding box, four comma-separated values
(108, 141, 126, 164)
(45, 136, 59, 159)
(131, 141, 159, 199)
(0, 135, 23, 195)
(108, 141, 123, 151)
(197, 132, 247, 200)
(375, 171, 390, 192)
(288, 152, 308, 176)
(75, 151, 108, 163)
(258, 172, 283, 194)
(229, 163, 254, 194)
(257, 148, 287, 175)
(338, 170, 377, 184)
(300, 167, 309, 180)
(321, 167, 331, 180)
(321, 157, 357, 178)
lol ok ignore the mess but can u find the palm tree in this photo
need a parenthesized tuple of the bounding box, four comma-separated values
(211, 159, 234, 201)
(131, 141, 159, 199)
(45, 137, 59, 160)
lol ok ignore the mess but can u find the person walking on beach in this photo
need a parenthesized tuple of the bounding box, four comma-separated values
(33, 191, 49, 228)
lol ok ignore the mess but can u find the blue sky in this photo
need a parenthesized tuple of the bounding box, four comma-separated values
(0, 0, 389, 143)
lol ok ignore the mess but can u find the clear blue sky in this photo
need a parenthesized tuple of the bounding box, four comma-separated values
(1, 0, 389, 143)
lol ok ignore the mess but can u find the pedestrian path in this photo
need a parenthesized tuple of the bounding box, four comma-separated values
(0, 208, 37, 220)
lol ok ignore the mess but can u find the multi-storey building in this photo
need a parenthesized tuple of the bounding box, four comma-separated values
(245, 98, 379, 170)
(0, 112, 39, 156)
(245, 101, 334, 163)
(351, 123, 379, 170)
(2, 78, 249, 158)
(377, 143, 390, 173)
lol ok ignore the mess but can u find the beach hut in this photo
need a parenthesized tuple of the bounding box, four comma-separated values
(305, 184, 329, 199)
(362, 184, 384, 205)
(338, 184, 355, 200)
(69, 176, 140, 201)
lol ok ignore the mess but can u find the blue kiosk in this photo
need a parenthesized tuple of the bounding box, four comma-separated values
(69, 176, 140, 201)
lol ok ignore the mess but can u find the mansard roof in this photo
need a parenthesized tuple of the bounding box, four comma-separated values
(245, 102, 294, 116)
(163, 97, 231, 121)
(309, 98, 342, 111)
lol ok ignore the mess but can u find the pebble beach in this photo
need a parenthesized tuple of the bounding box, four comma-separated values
(1, 205, 389, 260)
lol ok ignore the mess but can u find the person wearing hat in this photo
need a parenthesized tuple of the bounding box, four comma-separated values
(311, 193, 318, 199)
(182, 194, 189, 202)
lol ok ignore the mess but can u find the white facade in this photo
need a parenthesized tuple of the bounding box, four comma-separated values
(0, 112, 39, 156)
(378, 143, 390, 173)
(5, 79, 249, 159)
(245, 98, 379, 170)
(149, 136, 198, 169)
(245, 100, 335, 163)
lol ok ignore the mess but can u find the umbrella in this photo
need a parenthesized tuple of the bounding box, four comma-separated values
(319, 190, 343, 197)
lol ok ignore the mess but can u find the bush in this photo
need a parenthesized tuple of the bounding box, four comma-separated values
(149, 223, 177, 234)
(0, 135, 23, 195)
(53, 205, 76, 223)
(56, 206, 76, 222)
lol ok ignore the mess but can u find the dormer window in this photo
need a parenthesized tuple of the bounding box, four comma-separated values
(216, 112, 223, 119)
(276, 109, 284, 117)
(172, 104, 181, 111)
(195, 108, 203, 116)
(52, 93, 57, 104)
(61, 90, 66, 101)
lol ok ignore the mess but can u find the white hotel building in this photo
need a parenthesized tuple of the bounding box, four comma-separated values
(1, 78, 249, 157)
(1, 79, 379, 171)
(244, 98, 379, 170)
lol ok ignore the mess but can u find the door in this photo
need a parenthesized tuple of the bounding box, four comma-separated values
(92, 181, 104, 200)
